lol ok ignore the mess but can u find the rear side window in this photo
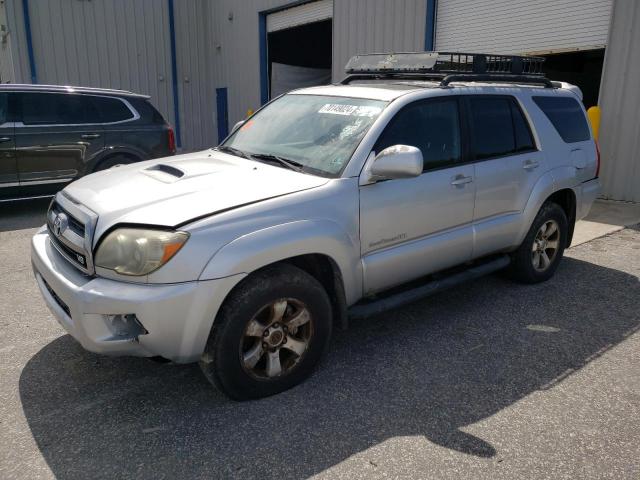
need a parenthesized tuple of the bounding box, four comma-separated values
(533, 96, 590, 143)
(468, 96, 536, 160)
(20, 92, 96, 125)
(90, 96, 135, 123)
(128, 98, 166, 124)
(375, 98, 462, 171)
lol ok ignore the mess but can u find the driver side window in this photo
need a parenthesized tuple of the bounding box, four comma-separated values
(374, 98, 462, 171)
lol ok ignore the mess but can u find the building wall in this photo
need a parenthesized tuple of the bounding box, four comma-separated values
(211, 0, 428, 126)
(598, 0, 640, 202)
(436, 0, 612, 54)
(332, 0, 427, 80)
(2, 0, 31, 84)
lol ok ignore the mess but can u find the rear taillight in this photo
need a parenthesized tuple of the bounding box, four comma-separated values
(595, 140, 601, 178)
(167, 127, 176, 154)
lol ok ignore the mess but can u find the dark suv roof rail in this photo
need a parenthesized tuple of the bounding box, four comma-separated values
(0, 83, 150, 98)
(341, 51, 553, 88)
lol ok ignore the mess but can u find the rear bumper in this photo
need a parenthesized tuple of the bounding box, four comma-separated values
(31, 227, 244, 363)
(576, 178, 601, 220)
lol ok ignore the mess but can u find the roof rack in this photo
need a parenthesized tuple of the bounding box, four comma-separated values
(341, 52, 553, 88)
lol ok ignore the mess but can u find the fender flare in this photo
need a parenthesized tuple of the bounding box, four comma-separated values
(198, 219, 362, 305)
(514, 166, 580, 246)
(514, 170, 556, 245)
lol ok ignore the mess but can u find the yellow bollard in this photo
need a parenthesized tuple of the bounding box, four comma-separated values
(587, 106, 601, 141)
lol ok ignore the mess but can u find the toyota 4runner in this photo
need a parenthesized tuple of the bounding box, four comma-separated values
(31, 53, 601, 400)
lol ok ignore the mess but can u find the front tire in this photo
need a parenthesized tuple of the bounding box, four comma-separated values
(510, 201, 568, 284)
(199, 264, 332, 400)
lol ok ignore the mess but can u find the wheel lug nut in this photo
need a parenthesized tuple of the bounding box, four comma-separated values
(262, 342, 268, 349)
(273, 323, 279, 328)
(263, 330, 269, 337)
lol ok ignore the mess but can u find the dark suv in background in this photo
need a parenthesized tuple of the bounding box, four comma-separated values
(0, 84, 175, 201)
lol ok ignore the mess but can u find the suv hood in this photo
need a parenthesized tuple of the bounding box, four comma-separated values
(64, 150, 328, 232)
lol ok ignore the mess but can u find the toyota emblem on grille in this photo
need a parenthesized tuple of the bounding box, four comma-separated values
(53, 212, 69, 237)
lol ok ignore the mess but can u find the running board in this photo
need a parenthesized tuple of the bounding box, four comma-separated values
(348, 255, 511, 320)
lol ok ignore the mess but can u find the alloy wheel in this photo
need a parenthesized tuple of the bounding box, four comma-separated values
(240, 298, 313, 379)
(531, 219, 560, 272)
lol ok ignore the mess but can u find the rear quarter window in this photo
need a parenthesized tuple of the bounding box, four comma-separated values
(127, 98, 166, 125)
(532, 96, 591, 143)
(90, 96, 135, 123)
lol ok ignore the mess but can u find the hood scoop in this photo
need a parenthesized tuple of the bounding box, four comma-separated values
(143, 164, 185, 183)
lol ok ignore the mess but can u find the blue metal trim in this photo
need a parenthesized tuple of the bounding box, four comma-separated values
(259, 13, 268, 105)
(425, 0, 437, 51)
(22, 0, 37, 83)
(167, 0, 182, 147)
(216, 87, 229, 144)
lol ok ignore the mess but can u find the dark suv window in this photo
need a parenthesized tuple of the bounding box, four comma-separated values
(375, 98, 462, 171)
(0, 93, 7, 124)
(20, 92, 97, 125)
(468, 96, 536, 160)
(91, 96, 135, 123)
(533, 96, 590, 143)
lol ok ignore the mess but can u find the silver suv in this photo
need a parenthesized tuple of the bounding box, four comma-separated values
(31, 53, 601, 400)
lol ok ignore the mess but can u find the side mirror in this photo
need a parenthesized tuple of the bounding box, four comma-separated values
(232, 120, 245, 132)
(368, 145, 423, 181)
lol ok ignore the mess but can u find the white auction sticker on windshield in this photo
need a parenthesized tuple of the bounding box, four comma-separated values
(318, 104, 382, 117)
(319, 104, 359, 115)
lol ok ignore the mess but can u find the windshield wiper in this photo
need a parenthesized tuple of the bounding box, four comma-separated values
(249, 153, 305, 173)
(216, 145, 252, 160)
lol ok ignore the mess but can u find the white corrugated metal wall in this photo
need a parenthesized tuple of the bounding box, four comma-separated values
(332, 0, 426, 80)
(174, 1, 216, 149)
(598, 0, 640, 203)
(436, 0, 612, 54)
(0, 2, 16, 83)
(2, 0, 31, 84)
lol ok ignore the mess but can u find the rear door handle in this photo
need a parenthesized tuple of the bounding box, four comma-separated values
(523, 159, 540, 170)
(451, 175, 473, 186)
(0, 137, 12, 143)
(81, 133, 101, 139)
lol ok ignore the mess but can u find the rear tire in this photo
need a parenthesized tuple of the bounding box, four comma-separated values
(199, 264, 332, 401)
(509, 201, 568, 284)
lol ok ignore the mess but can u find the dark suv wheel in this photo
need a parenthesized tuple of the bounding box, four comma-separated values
(199, 264, 332, 400)
(510, 201, 568, 283)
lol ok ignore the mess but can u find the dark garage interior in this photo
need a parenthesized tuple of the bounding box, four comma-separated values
(542, 49, 605, 107)
(267, 19, 332, 98)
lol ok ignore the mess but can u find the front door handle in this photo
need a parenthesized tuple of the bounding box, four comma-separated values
(451, 175, 473, 186)
(0, 137, 11, 143)
(81, 133, 101, 139)
(523, 159, 540, 170)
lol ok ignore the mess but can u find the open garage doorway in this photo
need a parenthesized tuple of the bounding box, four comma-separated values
(261, 0, 333, 102)
(541, 49, 605, 108)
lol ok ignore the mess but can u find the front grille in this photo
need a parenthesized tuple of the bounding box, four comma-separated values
(46, 195, 95, 275)
(42, 277, 71, 318)
(48, 229, 89, 270)
(50, 201, 85, 237)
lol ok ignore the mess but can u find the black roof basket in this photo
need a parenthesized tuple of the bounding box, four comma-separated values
(341, 52, 553, 88)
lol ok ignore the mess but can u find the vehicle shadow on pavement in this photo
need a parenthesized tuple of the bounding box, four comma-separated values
(0, 198, 49, 233)
(19, 256, 640, 479)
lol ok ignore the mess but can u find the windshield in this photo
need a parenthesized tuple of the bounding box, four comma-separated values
(221, 94, 388, 176)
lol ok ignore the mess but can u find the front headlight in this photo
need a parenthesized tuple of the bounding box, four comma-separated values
(95, 228, 189, 276)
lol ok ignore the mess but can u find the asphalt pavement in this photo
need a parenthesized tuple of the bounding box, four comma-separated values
(1, 199, 639, 479)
